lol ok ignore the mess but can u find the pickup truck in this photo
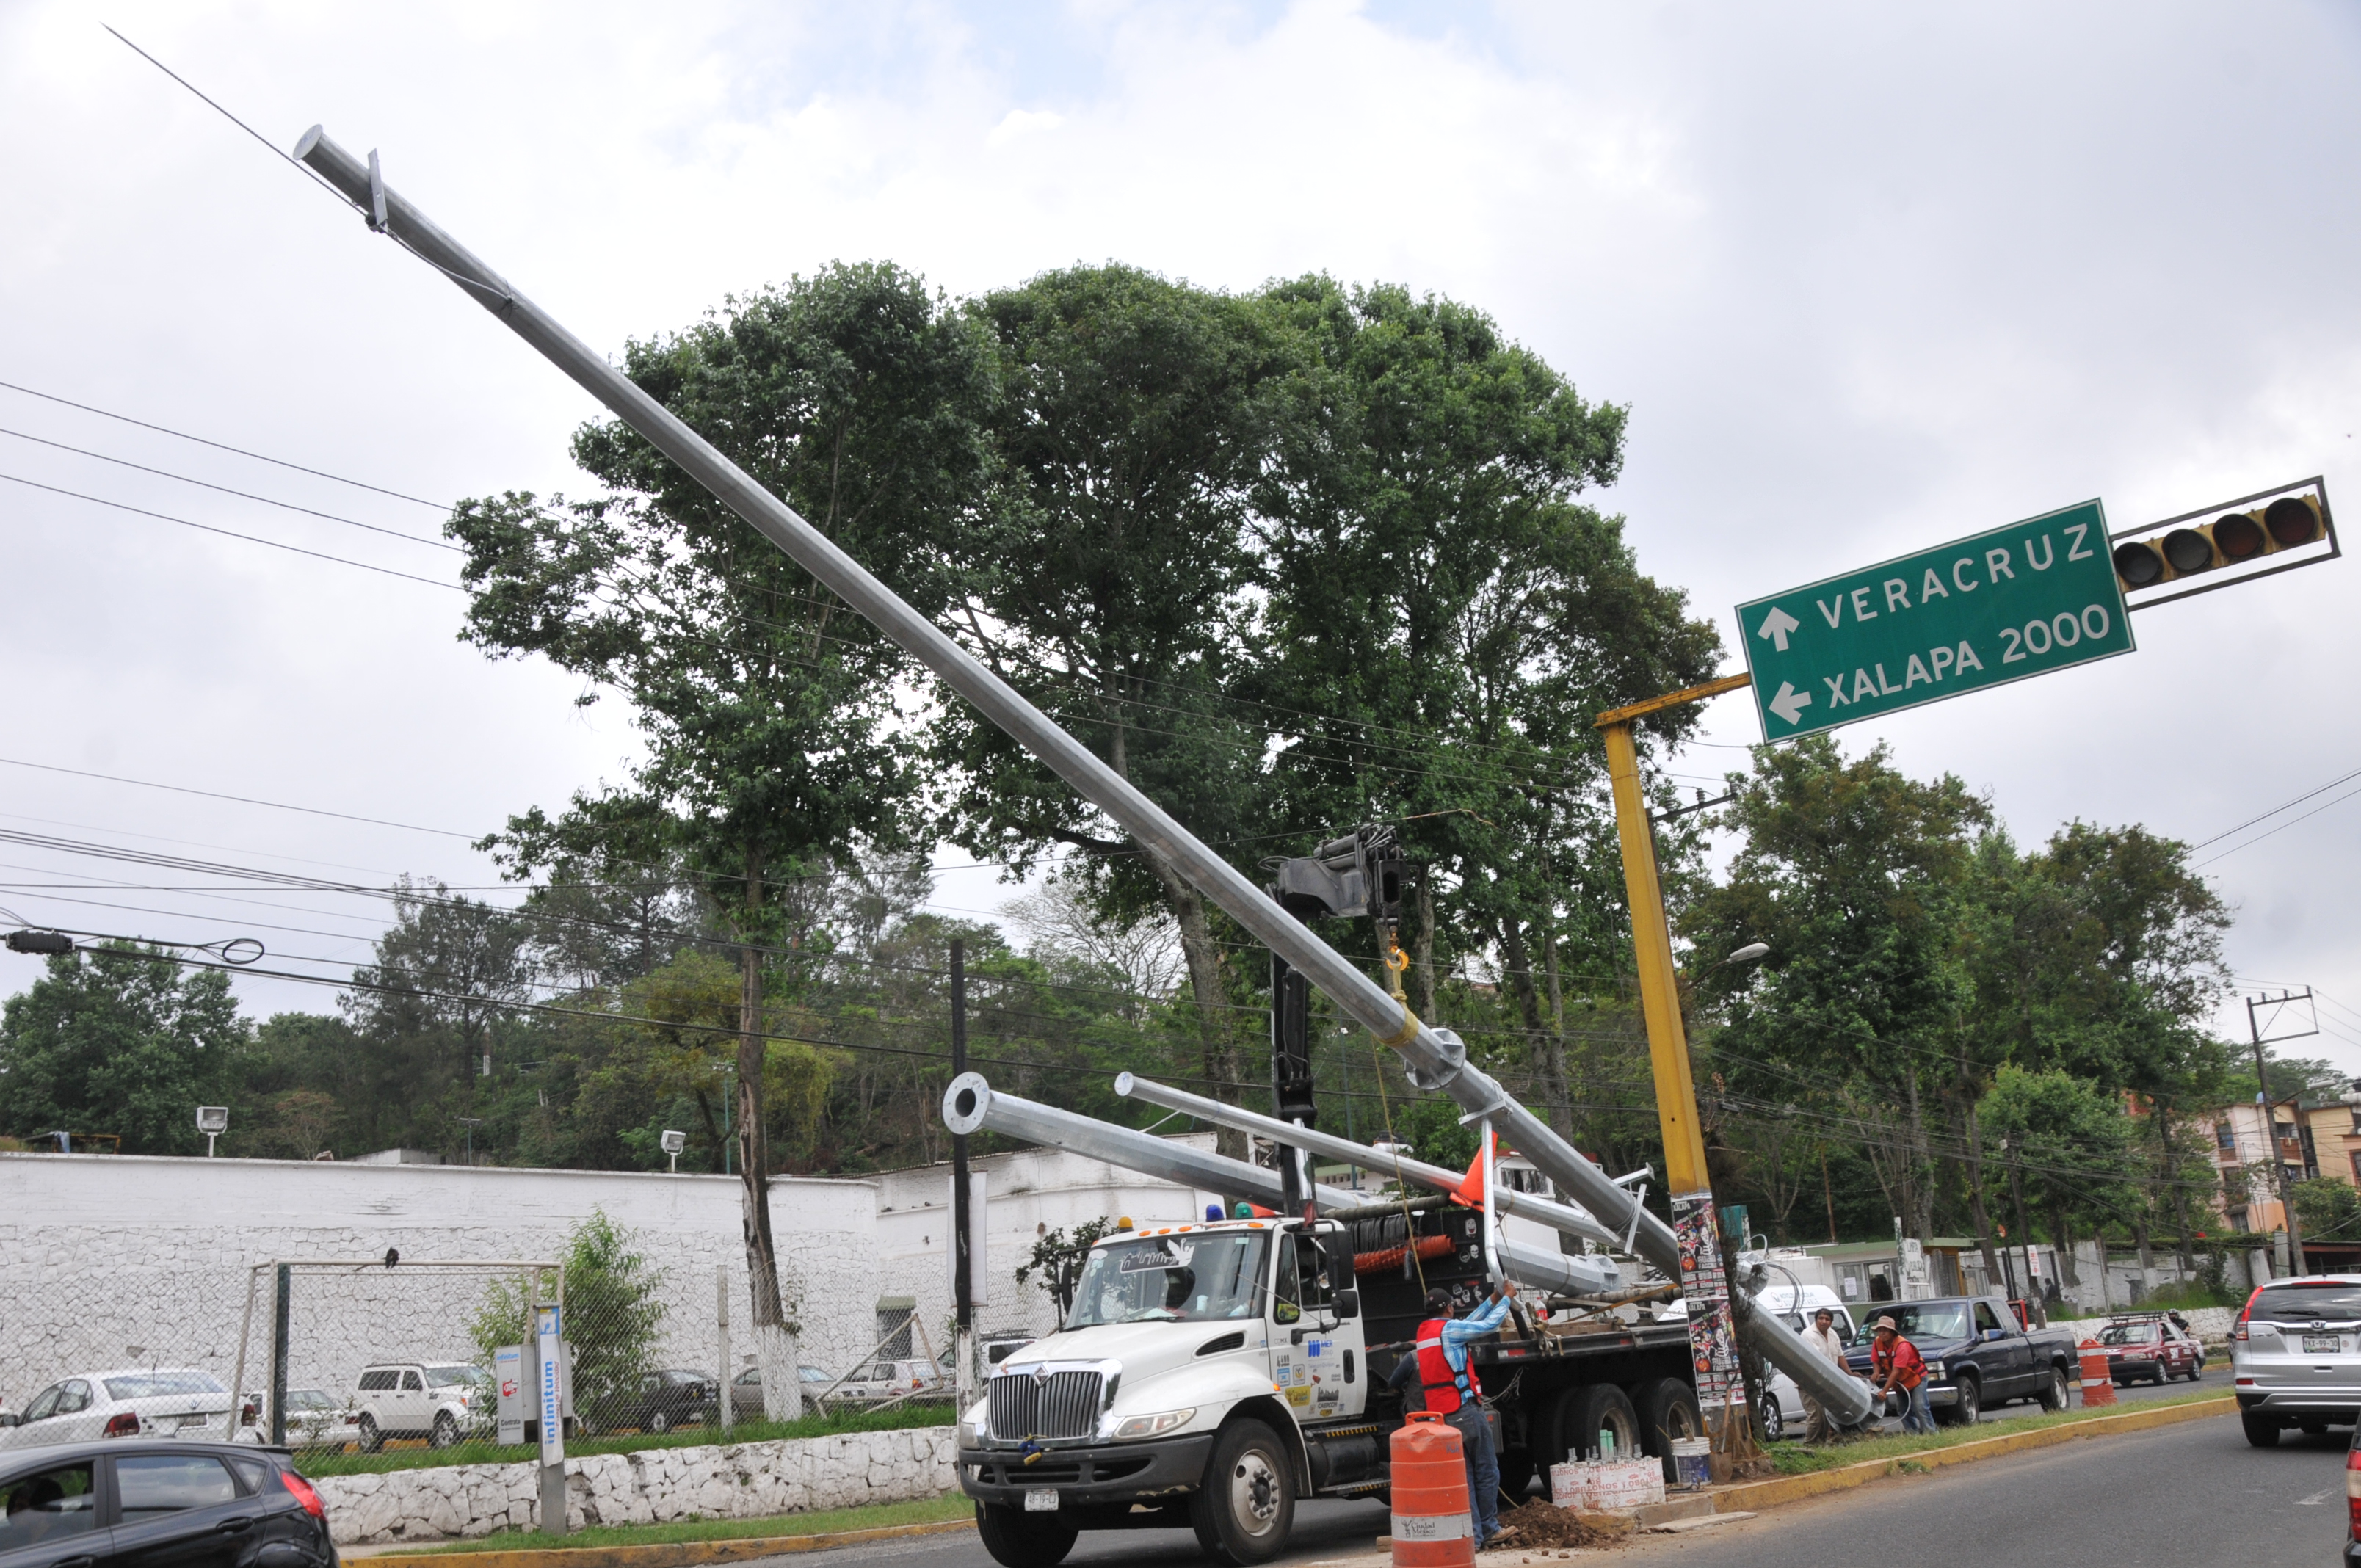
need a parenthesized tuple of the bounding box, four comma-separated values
(1841, 1296, 2079, 1425)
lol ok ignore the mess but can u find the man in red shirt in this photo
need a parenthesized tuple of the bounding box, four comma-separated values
(1871, 1316, 1933, 1434)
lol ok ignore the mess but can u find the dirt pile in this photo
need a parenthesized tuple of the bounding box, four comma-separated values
(1493, 1500, 1628, 1550)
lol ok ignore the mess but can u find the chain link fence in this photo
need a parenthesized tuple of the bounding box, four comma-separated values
(0, 1248, 950, 1468)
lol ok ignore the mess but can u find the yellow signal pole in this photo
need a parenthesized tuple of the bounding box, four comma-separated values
(1595, 669, 1753, 1463)
(1594, 671, 1751, 1191)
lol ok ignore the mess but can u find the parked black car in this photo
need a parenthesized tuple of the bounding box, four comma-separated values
(0, 1437, 336, 1568)
(1843, 1295, 2081, 1424)
(582, 1370, 717, 1435)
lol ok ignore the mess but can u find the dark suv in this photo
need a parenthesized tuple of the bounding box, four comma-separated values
(0, 1438, 336, 1568)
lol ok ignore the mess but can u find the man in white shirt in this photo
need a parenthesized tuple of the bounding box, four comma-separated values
(1801, 1307, 1852, 1443)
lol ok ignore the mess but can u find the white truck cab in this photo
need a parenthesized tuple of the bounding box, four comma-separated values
(960, 1216, 1371, 1567)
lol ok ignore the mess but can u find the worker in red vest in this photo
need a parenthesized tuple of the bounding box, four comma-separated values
(1414, 1280, 1518, 1548)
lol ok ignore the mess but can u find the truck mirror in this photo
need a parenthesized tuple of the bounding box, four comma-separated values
(1275, 1301, 1301, 1325)
(1333, 1288, 1360, 1321)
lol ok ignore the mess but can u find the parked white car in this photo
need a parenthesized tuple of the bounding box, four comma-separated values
(353, 1362, 487, 1450)
(234, 1387, 367, 1450)
(834, 1357, 949, 1405)
(0, 1368, 236, 1448)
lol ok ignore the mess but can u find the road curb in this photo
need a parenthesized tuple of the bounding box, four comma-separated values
(358, 1516, 976, 1568)
(1711, 1395, 2235, 1514)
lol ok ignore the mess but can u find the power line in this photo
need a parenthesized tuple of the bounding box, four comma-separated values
(0, 756, 476, 840)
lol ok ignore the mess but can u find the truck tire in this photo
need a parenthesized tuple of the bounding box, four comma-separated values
(1637, 1379, 1705, 1480)
(357, 1415, 382, 1453)
(1560, 1384, 1640, 1462)
(1934, 1373, 1979, 1427)
(431, 1412, 459, 1449)
(1495, 1450, 1534, 1502)
(2036, 1367, 2067, 1412)
(1189, 1419, 1294, 1567)
(976, 1502, 1079, 1568)
(2241, 1412, 2282, 1448)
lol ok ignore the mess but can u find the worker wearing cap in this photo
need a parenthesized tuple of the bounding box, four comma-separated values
(1870, 1315, 1932, 1434)
(1412, 1280, 1518, 1549)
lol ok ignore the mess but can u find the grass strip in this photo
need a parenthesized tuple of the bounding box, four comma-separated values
(396, 1495, 973, 1556)
(1761, 1385, 2224, 1475)
(302, 1408, 954, 1478)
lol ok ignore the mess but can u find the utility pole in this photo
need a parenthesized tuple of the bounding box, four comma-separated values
(1596, 670, 1756, 1467)
(2003, 1136, 2046, 1326)
(2249, 990, 2319, 1277)
(951, 939, 974, 1406)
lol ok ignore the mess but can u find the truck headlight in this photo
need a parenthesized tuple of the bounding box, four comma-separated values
(958, 1398, 989, 1448)
(1111, 1408, 1195, 1441)
(1927, 1361, 1945, 1381)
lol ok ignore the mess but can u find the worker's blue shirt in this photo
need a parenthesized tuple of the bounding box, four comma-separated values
(1437, 1293, 1511, 1376)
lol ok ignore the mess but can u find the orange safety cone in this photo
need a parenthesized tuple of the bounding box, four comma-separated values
(1390, 1412, 1474, 1568)
(2077, 1340, 2115, 1407)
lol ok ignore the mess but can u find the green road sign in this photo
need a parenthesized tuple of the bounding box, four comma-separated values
(1736, 499, 2134, 741)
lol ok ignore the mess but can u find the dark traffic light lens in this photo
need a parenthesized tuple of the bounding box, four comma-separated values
(2212, 513, 2266, 561)
(2266, 496, 2321, 546)
(2113, 540, 2166, 587)
(2161, 529, 2214, 573)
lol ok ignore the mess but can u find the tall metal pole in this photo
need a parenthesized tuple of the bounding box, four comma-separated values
(1597, 672, 1755, 1459)
(2249, 997, 2308, 1275)
(288, 131, 1865, 1429)
(269, 1263, 291, 1447)
(951, 938, 974, 1404)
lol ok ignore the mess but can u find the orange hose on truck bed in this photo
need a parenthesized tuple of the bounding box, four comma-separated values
(1356, 1235, 1455, 1274)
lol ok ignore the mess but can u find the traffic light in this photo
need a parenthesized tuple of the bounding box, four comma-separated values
(2112, 491, 2329, 592)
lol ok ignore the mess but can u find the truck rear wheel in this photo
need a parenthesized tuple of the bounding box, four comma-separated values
(2241, 1412, 2282, 1448)
(976, 1502, 1080, 1568)
(1559, 1384, 1640, 1462)
(1636, 1379, 1703, 1480)
(1190, 1419, 1295, 1566)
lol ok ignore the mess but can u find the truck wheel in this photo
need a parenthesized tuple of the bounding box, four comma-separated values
(1189, 1419, 1294, 1567)
(430, 1412, 459, 1449)
(2241, 1412, 2282, 1448)
(2037, 1368, 2067, 1412)
(1495, 1451, 1534, 1502)
(1560, 1384, 1640, 1462)
(1934, 1374, 1979, 1427)
(357, 1415, 382, 1453)
(1638, 1379, 1705, 1478)
(976, 1503, 1079, 1568)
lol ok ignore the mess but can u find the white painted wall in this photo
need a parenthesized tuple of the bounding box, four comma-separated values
(0, 1152, 878, 1408)
(871, 1135, 1222, 1351)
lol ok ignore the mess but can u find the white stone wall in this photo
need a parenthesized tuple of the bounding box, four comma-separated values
(871, 1136, 1221, 1351)
(313, 1426, 960, 1544)
(0, 1153, 879, 1407)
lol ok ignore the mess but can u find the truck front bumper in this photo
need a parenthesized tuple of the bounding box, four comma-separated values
(960, 1434, 1216, 1509)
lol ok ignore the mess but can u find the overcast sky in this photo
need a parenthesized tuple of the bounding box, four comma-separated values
(3, 0, 2357, 1075)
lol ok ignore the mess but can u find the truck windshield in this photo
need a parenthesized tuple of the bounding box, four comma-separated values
(1852, 1304, 1971, 1344)
(1067, 1232, 1270, 1326)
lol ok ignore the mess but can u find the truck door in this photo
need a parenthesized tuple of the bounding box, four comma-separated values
(1972, 1300, 2028, 1391)
(1270, 1224, 1366, 1421)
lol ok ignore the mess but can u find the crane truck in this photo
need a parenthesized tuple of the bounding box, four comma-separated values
(944, 1072, 1708, 1567)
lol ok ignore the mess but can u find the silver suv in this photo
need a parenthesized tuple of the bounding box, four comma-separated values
(2233, 1274, 2361, 1446)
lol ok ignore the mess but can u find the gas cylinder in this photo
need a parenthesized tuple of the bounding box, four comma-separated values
(1388, 1411, 1473, 1568)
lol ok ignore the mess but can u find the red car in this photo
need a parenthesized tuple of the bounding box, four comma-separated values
(2097, 1313, 2205, 1384)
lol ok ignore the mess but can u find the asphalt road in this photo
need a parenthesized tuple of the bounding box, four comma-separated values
(1614, 1409, 2346, 1567)
(777, 1407, 2336, 1568)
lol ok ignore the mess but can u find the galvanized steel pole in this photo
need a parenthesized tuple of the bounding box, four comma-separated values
(290, 126, 1867, 1429)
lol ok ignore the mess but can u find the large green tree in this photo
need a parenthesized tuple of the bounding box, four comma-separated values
(0, 945, 249, 1154)
(448, 261, 992, 1415)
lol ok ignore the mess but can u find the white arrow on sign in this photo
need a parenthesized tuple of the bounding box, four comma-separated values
(1767, 681, 1811, 725)
(1756, 605, 1800, 653)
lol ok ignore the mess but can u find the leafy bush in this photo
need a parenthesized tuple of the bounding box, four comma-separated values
(468, 1209, 666, 1418)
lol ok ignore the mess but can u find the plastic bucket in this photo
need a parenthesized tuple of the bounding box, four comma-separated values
(1669, 1437, 1711, 1489)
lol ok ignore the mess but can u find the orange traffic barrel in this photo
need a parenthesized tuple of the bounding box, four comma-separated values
(1390, 1411, 1473, 1568)
(2077, 1340, 2115, 1407)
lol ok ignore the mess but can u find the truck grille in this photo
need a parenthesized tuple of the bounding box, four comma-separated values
(989, 1371, 1103, 1439)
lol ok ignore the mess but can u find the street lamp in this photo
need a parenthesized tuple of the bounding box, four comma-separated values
(661, 1129, 688, 1173)
(1724, 943, 1770, 966)
(196, 1106, 228, 1157)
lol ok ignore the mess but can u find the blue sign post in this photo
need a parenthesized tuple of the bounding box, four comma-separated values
(534, 1304, 565, 1533)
